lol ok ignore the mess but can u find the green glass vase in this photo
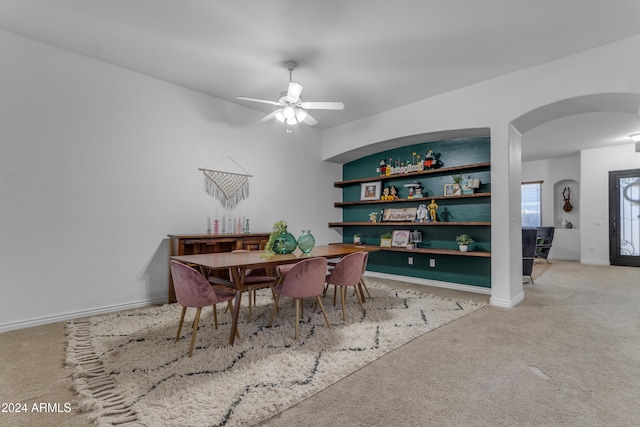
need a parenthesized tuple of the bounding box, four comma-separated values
(273, 231, 297, 254)
(297, 230, 316, 254)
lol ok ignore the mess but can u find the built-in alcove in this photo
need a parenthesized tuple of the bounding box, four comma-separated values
(554, 179, 579, 229)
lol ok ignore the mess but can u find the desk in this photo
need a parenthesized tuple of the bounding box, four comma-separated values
(171, 244, 377, 345)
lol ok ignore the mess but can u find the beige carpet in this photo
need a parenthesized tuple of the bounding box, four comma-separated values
(2, 260, 640, 426)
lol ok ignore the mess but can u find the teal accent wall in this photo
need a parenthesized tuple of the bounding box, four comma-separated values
(341, 137, 491, 288)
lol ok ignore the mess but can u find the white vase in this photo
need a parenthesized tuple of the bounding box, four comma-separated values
(354, 236, 361, 244)
(459, 245, 469, 252)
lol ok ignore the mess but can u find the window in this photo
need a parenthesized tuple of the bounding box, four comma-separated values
(522, 181, 542, 227)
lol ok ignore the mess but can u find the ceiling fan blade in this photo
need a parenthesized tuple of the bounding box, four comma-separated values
(259, 109, 282, 122)
(300, 101, 344, 110)
(286, 82, 303, 103)
(236, 96, 281, 106)
(303, 112, 318, 126)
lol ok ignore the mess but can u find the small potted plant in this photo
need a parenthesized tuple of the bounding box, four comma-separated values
(353, 233, 362, 244)
(456, 234, 474, 252)
(380, 232, 392, 247)
(452, 174, 463, 195)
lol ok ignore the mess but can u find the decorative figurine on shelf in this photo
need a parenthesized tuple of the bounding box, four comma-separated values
(424, 150, 435, 169)
(416, 204, 429, 222)
(389, 185, 399, 199)
(368, 212, 379, 223)
(427, 199, 439, 222)
(381, 187, 391, 200)
(386, 158, 392, 176)
(376, 159, 387, 176)
(404, 181, 423, 199)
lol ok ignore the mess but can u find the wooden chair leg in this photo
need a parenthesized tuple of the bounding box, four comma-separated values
(248, 287, 254, 321)
(353, 285, 365, 312)
(269, 294, 280, 326)
(340, 287, 347, 321)
(316, 296, 331, 329)
(294, 298, 300, 340)
(360, 277, 371, 298)
(212, 304, 218, 329)
(176, 306, 187, 342)
(188, 307, 202, 357)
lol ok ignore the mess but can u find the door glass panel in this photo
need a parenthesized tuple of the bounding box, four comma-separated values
(619, 176, 640, 257)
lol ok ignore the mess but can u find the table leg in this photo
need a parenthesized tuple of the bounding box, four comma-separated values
(228, 267, 245, 345)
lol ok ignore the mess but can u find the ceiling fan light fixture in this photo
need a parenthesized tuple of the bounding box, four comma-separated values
(286, 117, 297, 125)
(295, 108, 308, 122)
(283, 105, 296, 120)
(275, 111, 285, 123)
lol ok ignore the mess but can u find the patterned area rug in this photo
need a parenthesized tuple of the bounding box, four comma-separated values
(66, 282, 484, 426)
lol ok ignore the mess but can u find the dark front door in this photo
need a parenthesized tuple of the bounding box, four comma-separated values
(609, 169, 640, 266)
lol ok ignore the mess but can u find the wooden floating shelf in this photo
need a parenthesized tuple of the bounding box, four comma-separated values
(335, 192, 491, 207)
(330, 243, 491, 257)
(329, 221, 491, 227)
(334, 162, 491, 188)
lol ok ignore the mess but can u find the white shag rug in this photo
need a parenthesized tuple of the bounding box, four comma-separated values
(66, 282, 484, 426)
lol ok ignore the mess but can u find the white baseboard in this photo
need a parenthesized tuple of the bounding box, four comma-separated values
(0, 296, 168, 333)
(490, 291, 525, 308)
(364, 271, 492, 295)
(579, 259, 610, 265)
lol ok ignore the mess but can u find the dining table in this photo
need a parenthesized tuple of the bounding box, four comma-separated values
(171, 244, 378, 345)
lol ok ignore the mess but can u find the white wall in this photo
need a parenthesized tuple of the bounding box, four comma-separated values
(522, 155, 581, 261)
(0, 30, 341, 331)
(580, 143, 640, 265)
(322, 34, 640, 307)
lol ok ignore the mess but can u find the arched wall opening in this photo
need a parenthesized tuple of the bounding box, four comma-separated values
(512, 92, 640, 267)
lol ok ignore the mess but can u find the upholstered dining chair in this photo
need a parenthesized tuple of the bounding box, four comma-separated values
(170, 260, 237, 357)
(324, 252, 370, 305)
(325, 251, 368, 321)
(269, 257, 331, 340)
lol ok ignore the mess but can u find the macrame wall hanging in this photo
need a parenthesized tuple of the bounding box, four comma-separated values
(199, 157, 252, 210)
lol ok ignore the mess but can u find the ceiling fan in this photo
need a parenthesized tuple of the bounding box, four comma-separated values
(236, 61, 344, 132)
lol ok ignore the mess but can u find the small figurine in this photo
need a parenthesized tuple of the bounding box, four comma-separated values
(381, 187, 391, 200)
(368, 212, 378, 223)
(427, 199, 439, 222)
(389, 185, 399, 199)
(404, 181, 423, 199)
(416, 204, 429, 222)
(376, 159, 387, 176)
(424, 150, 435, 169)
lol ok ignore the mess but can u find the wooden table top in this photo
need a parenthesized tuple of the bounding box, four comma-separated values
(171, 244, 377, 271)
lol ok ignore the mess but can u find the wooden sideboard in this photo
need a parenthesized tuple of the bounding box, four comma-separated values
(167, 233, 270, 303)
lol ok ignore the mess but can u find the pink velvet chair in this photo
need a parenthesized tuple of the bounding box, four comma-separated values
(325, 251, 367, 321)
(170, 260, 237, 357)
(269, 257, 331, 340)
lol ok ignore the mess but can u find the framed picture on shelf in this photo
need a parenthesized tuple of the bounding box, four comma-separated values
(361, 181, 382, 201)
(382, 207, 417, 222)
(392, 230, 410, 247)
(444, 183, 461, 197)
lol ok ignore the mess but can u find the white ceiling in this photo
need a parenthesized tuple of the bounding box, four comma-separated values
(2, 0, 640, 161)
